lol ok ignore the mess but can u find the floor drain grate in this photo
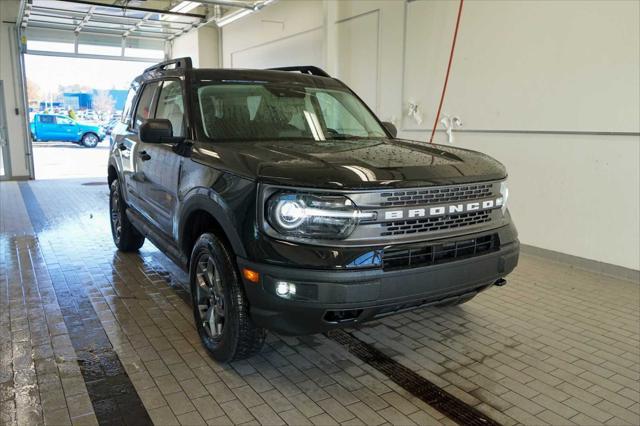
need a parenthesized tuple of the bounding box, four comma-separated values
(326, 329, 502, 426)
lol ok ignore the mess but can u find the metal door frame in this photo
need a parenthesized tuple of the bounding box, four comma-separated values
(0, 81, 13, 180)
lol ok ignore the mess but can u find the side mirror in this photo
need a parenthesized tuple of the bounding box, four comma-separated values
(140, 119, 173, 143)
(382, 121, 397, 138)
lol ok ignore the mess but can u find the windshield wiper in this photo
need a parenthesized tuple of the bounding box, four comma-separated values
(326, 134, 365, 140)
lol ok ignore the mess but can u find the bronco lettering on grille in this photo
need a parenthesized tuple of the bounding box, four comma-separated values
(383, 197, 503, 221)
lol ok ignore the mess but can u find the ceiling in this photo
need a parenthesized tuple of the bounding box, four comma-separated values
(22, 0, 204, 42)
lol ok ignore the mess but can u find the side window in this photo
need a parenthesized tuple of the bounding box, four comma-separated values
(315, 92, 368, 137)
(155, 80, 185, 137)
(39, 115, 55, 124)
(133, 82, 160, 130)
(121, 85, 138, 125)
(56, 117, 73, 125)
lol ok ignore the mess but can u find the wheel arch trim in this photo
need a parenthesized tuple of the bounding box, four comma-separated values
(178, 189, 247, 259)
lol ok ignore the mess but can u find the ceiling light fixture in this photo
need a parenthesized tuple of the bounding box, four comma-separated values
(170, 1, 200, 14)
(215, 8, 253, 27)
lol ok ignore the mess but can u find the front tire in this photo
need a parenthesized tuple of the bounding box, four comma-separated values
(190, 233, 265, 362)
(82, 133, 99, 148)
(109, 179, 145, 251)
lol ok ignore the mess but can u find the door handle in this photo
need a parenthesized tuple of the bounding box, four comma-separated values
(139, 150, 151, 161)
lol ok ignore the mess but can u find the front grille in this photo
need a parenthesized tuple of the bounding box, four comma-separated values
(382, 234, 499, 271)
(379, 183, 493, 207)
(380, 211, 491, 237)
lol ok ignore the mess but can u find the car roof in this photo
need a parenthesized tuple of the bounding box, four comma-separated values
(190, 68, 336, 84)
(136, 66, 346, 90)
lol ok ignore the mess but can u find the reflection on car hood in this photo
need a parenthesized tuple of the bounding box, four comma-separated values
(191, 138, 507, 189)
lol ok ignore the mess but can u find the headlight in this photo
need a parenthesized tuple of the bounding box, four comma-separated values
(266, 192, 372, 240)
(499, 180, 509, 212)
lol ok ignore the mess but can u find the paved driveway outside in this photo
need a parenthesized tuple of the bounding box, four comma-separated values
(33, 138, 110, 180)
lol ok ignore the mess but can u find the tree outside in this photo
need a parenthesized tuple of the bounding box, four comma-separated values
(26, 77, 43, 101)
(93, 90, 116, 120)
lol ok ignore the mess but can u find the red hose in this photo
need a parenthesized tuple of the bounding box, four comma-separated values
(429, 0, 464, 143)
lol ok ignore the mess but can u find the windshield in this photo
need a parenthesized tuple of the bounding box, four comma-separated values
(196, 83, 387, 141)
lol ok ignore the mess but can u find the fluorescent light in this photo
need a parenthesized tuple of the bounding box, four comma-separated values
(162, 1, 200, 22)
(170, 1, 200, 14)
(215, 9, 253, 27)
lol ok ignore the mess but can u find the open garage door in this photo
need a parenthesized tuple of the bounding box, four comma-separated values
(18, 0, 207, 62)
(14, 0, 205, 180)
(14, 1, 208, 179)
(4, 0, 275, 180)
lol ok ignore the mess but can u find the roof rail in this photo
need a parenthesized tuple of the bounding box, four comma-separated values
(144, 57, 193, 74)
(267, 66, 331, 78)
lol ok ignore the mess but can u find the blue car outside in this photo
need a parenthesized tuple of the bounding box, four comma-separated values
(30, 114, 106, 148)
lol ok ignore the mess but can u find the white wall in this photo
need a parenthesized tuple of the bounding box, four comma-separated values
(450, 132, 639, 271)
(401, 0, 640, 271)
(221, 0, 325, 69)
(0, 0, 30, 178)
(405, 0, 640, 134)
(171, 24, 220, 68)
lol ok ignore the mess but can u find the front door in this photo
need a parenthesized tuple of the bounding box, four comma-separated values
(137, 79, 186, 236)
(121, 81, 161, 212)
(55, 116, 78, 141)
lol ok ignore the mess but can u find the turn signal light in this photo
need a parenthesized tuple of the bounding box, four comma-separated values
(242, 268, 260, 283)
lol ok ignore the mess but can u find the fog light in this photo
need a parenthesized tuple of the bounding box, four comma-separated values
(275, 281, 296, 297)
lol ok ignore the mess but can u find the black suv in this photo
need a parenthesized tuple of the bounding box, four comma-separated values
(108, 58, 519, 362)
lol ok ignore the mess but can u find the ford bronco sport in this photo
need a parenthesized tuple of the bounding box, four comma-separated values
(108, 58, 519, 362)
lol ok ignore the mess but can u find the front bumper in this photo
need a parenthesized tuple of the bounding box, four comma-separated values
(238, 239, 519, 335)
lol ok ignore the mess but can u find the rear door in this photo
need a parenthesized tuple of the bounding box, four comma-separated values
(136, 79, 186, 236)
(37, 115, 58, 140)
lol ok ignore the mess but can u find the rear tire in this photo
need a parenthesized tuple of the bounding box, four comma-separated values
(109, 179, 145, 251)
(190, 233, 265, 362)
(82, 133, 99, 148)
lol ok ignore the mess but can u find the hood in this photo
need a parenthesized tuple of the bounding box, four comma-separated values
(191, 138, 506, 190)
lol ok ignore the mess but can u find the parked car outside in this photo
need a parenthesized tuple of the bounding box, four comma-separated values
(31, 113, 106, 147)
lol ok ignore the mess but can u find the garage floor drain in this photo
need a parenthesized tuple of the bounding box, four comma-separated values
(326, 329, 501, 426)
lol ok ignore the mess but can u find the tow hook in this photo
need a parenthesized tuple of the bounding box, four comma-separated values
(494, 278, 507, 287)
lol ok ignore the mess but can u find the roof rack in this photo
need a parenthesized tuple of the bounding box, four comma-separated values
(144, 57, 193, 74)
(267, 66, 331, 78)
